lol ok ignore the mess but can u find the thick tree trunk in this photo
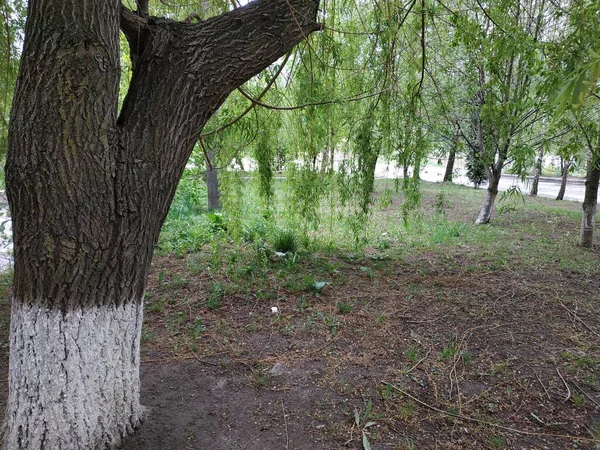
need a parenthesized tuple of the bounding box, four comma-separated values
(443, 145, 456, 182)
(205, 150, 221, 210)
(4, 0, 321, 448)
(5, 302, 145, 449)
(475, 167, 501, 224)
(556, 161, 571, 201)
(579, 154, 600, 248)
(530, 145, 543, 196)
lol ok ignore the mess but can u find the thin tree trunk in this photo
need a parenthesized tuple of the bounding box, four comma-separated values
(4, 0, 321, 448)
(556, 161, 571, 201)
(475, 166, 501, 224)
(205, 150, 221, 210)
(413, 157, 421, 181)
(320, 147, 329, 173)
(530, 145, 544, 196)
(328, 146, 335, 172)
(579, 153, 600, 248)
(443, 145, 456, 182)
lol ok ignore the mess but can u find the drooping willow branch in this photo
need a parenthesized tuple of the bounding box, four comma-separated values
(411, 0, 426, 102)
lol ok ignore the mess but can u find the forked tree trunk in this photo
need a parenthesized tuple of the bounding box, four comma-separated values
(3, 0, 321, 448)
(530, 146, 543, 196)
(475, 167, 501, 224)
(579, 153, 600, 248)
(443, 145, 456, 182)
(556, 161, 571, 201)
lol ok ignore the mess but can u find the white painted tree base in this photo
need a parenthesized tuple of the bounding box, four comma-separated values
(3, 300, 146, 450)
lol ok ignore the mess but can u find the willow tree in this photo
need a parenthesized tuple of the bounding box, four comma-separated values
(550, 0, 600, 247)
(3, 0, 321, 448)
(451, 0, 546, 224)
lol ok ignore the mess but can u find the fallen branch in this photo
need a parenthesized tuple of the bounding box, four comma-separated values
(404, 349, 431, 375)
(187, 345, 219, 366)
(570, 379, 600, 408)
(281, 400, 290, 450)
(555, 367, 571, 403)
(559, 301, 600, 339)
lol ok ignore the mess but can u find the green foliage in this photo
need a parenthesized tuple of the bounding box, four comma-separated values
(242, 218, 271, 243)
(206, 282, 223, 310)
(466, 147, 487, 187)
(206, 212, 227, 233)
(497, 186, 525, 216)
(287, 164, 328, 231)
(337, 301, 352, 314)
(272, 229, 299, 254)
(0, 0, 26, 172)
(549, 0, 600, 115)
(354, 400, 376, 450)
(434, 190, 446, 216)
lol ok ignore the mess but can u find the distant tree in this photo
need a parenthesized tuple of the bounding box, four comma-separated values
(549, 0, 600, 247)
(451, 0, 547, 224)
(466, 145, 487, 188)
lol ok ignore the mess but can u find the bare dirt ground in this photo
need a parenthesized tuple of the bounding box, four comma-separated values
(0, 190, 599, 449)
(120, 247, 600, 449)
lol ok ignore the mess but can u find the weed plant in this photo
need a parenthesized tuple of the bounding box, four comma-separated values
(272, 229, 299, 254)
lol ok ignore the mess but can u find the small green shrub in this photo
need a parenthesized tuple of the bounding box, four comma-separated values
(206, 211, 227, 232)
(434, 190, 446, 216)
(272, 229, 299, 254)
(242, 218, 270, 242)
(206, 282, 223, 310)
(337, 302, 352, 314)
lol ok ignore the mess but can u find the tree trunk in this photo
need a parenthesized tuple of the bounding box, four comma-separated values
(556, 161, 571, 201)
(530, 145, 543, 196)
(3, 0, 321, 448)
(475, 167, 501, 224)
(413, 157, 421, 181)
(443, 145, 456, 182)
(205, 150, 221, 210)
(579, 153, 600, 248)
(320, 147, 329, 173)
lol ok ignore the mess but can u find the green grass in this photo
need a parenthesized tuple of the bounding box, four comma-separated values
(154, 173, 599, 310)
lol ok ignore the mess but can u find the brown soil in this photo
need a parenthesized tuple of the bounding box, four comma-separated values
(119, 248, 600, 450)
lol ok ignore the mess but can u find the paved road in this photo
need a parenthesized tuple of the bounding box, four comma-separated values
(375, 162, 587, 203)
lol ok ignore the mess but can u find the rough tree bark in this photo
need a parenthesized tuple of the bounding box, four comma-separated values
(3, 0, 321, 448)
(579, 147, 600, 248)
(555, 160, 571, 201)
(530, 145, 543, 196)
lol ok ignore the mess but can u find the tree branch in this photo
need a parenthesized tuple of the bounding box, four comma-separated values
(136, 0, 149, 15)
(116, 0, 323, 228)
(120, 4, 150, 59)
